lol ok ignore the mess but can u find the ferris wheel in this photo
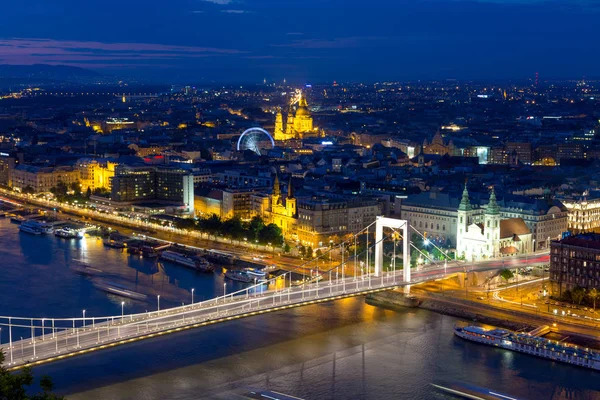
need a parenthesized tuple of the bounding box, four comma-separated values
(237, 127, 275, 155)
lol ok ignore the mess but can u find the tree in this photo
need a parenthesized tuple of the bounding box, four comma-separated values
(257, 223, 283, 246)
(572, 286, 586, 305)
(500, 268, 514, 285)
(588, 288, 599, 312)
(22, 186, 35, 195)
(315, 249, 323, 258)
(221, 216, 245, 242)
(86, 187, 92, 198)
(283, 242, 291, 254)
(199, 214, 222, 238)
(69, 181, 81, 195)
(0, 351, 64, 399)
(248, 216, 265, 240)
(298, 245, 306, 258)
(306, 246, 314, 259)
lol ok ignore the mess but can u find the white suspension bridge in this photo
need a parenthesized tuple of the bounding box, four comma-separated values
(0, 217, 548, 370)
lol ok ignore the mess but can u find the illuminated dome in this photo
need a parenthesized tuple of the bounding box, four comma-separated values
(296, 106, 310, 117)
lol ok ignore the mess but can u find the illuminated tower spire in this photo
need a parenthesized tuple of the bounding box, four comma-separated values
(274, 109, 284, 140)
(458, 182, 472, 211)
(273, 173, 281, 198)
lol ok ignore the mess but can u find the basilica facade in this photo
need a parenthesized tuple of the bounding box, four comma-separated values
(274, 91, 317, 141)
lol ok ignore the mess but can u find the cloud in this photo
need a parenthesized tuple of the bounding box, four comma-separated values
(222, 9, 249, 14)
(0, 38, 246, 68)
(286, 32, 304, 36)
(201, 0, 233, 4)
(273, 36, 387, 49)
(191, 10, 205, 13)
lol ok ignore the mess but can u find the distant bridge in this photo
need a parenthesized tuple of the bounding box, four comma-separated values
(0, 217, 549, 370)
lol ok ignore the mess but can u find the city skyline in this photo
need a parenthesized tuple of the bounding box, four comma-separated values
(1, 0, 599, 82)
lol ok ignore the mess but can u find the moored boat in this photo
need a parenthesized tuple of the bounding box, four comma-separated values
(160, 250, 214, 272)
(225, 269, 254, 283)
(454, 324, 600, 371)
(225, 268, 267, 283)
(55, 227, 81, 239)
(19, 223, 42, 235)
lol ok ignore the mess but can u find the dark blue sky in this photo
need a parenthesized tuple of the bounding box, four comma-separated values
(1, 0, 598, 82)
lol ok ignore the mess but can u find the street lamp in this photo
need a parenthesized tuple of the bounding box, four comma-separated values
(223, 283, 227, 298)
(82, 310, 86, 328)
(191, 288, 195, 304)
(157, 295, 160, 311)
(121, 301, 125, 318)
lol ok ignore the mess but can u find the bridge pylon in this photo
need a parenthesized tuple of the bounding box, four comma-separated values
(374, 216, 410, 283)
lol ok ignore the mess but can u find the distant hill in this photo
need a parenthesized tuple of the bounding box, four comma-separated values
(0, 64, 101, 83)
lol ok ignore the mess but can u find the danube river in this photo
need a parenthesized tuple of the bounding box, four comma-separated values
(0, 217, 599, 399)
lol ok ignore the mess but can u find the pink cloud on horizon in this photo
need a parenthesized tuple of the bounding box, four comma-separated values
(0, 38, 246, 68)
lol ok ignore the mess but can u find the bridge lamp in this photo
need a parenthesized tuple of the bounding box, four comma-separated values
(424, 239, 430, 246)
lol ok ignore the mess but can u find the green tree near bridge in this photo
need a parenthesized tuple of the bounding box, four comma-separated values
(500, 268, 514, 286)
(0, 351, 64, 399)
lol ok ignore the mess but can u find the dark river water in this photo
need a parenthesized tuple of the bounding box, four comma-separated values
(0, 216, 599, 400)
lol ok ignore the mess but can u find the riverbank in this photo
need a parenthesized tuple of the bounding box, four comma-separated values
(369, 287, 600, 350)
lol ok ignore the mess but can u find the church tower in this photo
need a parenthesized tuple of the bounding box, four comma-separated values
(286, 176, 297, 218)
(418, 144, 425, 168)
(272, 173, 282, 205)
(274, 110, 284, 140)
(484, 187, 501, 257)
(286, 104, 295, 137)
(456, 183, 473, 258)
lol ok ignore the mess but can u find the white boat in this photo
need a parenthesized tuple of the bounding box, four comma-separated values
(243, 268, 267, 279)
(454, 325, 600, 370)
(55, 228, 81, 239)
(20, 219, 54, 234)
(225, 269, 267, 283)
(19, 222, 42, 235)
(225, 270, 254, 283)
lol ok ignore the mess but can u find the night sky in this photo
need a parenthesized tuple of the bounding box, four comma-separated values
(1, 0, 598, 82)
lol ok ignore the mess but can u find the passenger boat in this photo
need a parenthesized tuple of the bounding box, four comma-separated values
(160, 250, 214, 272)
(225, 269, 267, 283)
(55, 228, 81, 239)
(225, 269, 254, 283)
(244, 268, 267, 279)
(18, 221, 42, 235)
(454, 324, 600, 370)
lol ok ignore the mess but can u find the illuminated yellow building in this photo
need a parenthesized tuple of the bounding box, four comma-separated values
(76, 158, 118, 191)
(269, 175, 298, 236)
(273, 90, 317, 141)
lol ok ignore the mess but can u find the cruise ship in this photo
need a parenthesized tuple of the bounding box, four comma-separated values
(160, 250, 214, 272)
(454, 324, 600, 371)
